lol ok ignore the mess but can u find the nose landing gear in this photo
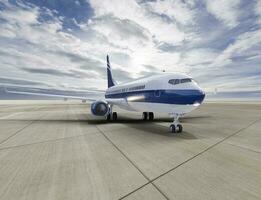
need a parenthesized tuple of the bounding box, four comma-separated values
(169, 114, 183, 133)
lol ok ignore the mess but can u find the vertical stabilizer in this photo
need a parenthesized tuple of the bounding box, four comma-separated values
(107, 55, 116, 88)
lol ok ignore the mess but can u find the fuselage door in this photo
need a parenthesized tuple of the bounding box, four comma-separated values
(154, 90, 161, 97)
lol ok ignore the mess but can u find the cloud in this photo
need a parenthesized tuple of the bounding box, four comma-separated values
(20, 67, 97, 79)
(181, 48, 219, 66)
(0, 3, 38, 24)
(89, 0, 186, 45)
(145, 0, 196, 26)
(255, 0, 261, 24)
(0, 77, 51, 87)
(138, 64, 161, 77)
(24, 0, 94, 26)
(205, 0, 241, 28)
(89, 15, 151, 50)
(0, 0, 260, 96)
(210, 29, 261, 68)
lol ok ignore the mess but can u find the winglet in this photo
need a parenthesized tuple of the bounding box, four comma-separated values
(107, 55, 116, 88)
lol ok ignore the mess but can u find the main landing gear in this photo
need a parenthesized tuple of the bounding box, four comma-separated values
(106, 112, 117, 121)
(142, 112, 154, 121)
(169, 114, 183, 133)
(106, 105, 117, 121)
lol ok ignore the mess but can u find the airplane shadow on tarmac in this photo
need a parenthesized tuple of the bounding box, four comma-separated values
(86, 114, 212, 139)
(3, 113, 212, 139)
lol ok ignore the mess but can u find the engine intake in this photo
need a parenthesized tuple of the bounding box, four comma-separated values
(91, 101, 109, 116)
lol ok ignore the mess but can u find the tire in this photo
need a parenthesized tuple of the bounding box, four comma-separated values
(177, 124, 183, 133)
(170, 124, 176, 133)
(142, 112, 148, 120)
(112, 112, 117, 121)
(149, 112, 154, 120)
(106, 113, 111, 121)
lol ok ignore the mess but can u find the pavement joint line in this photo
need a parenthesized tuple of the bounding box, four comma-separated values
(73, 106, 169, 200)
(225, 142, 261, 154)
(150, 182, 170, 200)
(0, 107, 47, 146)
(117, 117, 261, 199)
(0, 105, 99, 151)
(0, 105, 44, 120)
(149, 118, 261, 183)
(119, 182, 151, 200)
(95, 125, 170, 200)
(1, 104, 260, 199)
(0, 130, 101, 151)
(0, 112, 24, 120)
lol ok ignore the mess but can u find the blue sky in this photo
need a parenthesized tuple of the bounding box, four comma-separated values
(0, 0, 260, 94)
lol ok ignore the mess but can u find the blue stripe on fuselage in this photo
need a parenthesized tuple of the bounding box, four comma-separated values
(105, 89, 205, 105)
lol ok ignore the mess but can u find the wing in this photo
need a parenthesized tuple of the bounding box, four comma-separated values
(5, 87, 104, 102)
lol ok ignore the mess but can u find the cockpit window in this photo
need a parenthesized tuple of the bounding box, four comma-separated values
(168, 78, 192, 85)
(168, 79, 180, 85)
(168, 79, 176, 85)
(175, 79, 180, 84)
(180, 78, 192, 83)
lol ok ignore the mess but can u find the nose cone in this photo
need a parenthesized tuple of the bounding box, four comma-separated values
(197, 89, 205, 104)
(191, 87, 205, 105)
(190, 83, 205, 105)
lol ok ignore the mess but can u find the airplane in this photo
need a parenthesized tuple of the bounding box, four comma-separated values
(6, 55, 205, 133)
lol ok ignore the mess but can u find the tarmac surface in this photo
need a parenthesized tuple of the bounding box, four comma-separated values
(0, 101, 260, 200)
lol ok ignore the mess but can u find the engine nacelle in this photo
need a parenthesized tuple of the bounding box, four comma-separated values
(91, 101, 109, 116)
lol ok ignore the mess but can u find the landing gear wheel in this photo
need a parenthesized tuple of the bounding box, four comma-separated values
(170, 114, 183, 133)
(142, 112, 148, 120)
(177, 124, 183, 133)
(112, 112, 117, 121)
(106, 113, 111, 121)
(170, 124, 176, 133)
(148, 112, 154, 120)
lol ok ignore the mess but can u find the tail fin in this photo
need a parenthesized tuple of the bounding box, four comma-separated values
(107, 55, 116, 88)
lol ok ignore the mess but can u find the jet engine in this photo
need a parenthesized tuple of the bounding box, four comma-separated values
(91, 101, 109, 116)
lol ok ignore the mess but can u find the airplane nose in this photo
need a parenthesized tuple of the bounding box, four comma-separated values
(193, 89, 205, 105)
(200, 90, 205, 102)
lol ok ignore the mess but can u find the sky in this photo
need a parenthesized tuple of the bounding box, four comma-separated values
(0, 0, 260, 94)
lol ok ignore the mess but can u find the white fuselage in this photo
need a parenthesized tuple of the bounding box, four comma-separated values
(104, 72, 205, 116)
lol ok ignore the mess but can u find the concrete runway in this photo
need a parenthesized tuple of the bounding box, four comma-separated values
(0, 101, 260, 200)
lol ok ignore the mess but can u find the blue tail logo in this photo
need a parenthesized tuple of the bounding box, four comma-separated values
(107, 55, 116, 88)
